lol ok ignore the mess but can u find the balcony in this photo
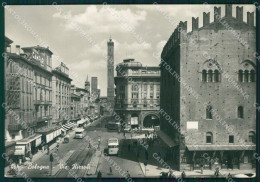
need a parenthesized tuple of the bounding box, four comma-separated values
(115, 99, 160, 110)
(8, 124, 21, 131)
(37, 115, 52, 122)
(44, 101, 52, 105)
(35, 100, 44, 105)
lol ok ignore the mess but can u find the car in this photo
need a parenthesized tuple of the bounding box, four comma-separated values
(123, 126, 131, 132)
(233, 173, 255, 178)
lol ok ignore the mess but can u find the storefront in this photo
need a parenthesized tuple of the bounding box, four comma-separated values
(14, 134, 42, 164)
(36, 126, 62, 149)
(61, 122, 74, 135)
(184, 145, 256, 170)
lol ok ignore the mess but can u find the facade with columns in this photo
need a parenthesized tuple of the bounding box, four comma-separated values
(160, 5, 256, 171)
(114, 58, 160, 129)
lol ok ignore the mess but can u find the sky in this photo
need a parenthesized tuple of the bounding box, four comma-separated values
(5, 4, 255, 96)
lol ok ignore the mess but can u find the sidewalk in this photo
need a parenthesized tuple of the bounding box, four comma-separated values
(84, 150, 102, 176)
(4, 130, 75, 176)
(139, 163, 255, 178)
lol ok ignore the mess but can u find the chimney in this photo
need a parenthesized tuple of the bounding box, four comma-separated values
(6, 45, 11, 53)
(214, 6, 221, 21)
(236, 6, 243, 21)
(203, 12, 210, 26)
(192, 17, 199, 31)
(16, 45, 20, 55)
(247, 12, 254, 26)
(225, 4, 232, 17)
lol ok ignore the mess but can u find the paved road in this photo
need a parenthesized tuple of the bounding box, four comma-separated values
(14, 116, 145, 178)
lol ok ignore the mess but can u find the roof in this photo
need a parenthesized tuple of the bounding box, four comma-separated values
(52, 69, 72, 81)
(186, 144, 256, 151)
(16, 134, 42, 145)
(22, 45, 53, 55)
(75, 128, 85, 132)
(71, 93, 81, 98)
(5, 141, 16, 147)
(5, 36, 13, 45)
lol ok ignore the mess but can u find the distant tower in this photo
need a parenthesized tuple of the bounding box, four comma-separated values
(91, 77, 98, 94)
(107, 37, 115, 107)
(85, 75, 90, 92)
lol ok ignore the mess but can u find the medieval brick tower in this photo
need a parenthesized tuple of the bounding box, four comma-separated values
(85, 75, 90, 92)
(107, 37, 115, 107)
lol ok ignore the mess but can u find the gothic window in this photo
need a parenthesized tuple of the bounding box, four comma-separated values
(214, 70, 220, 82)
(208, 70, 213, 82)
(244, 70, 249, 82)
(202, 70, 207, 82)
(206, 105, 213, 119)
(250, 70, 255, 82)
(206, 132, 213, 144)
(238, 106, 244, 119)
(238, 70, 243, 82)
(249, 131, 255, 144)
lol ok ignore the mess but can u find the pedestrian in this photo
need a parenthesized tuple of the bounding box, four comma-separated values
(181, 171, 186, 179)
(29, 152, 33, 162)
(158, 152, 161, 159)
(200, 162, 204, 174)
(169, 168, 173, 178)
(97, 170, 102, 179)
(47, 146, 50, 155)
(145, 150, 149, 161)
(126, 171, 130, 178)
(215, 167, 220, 177)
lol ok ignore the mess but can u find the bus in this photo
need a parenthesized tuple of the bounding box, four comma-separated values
(108, 138, 119, 155)
(74, 128, 85, 139)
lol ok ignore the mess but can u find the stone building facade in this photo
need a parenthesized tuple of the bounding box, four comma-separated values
(52, 62, 72, 125)
(4, 38, 35, 141)
(22, 46, 53, 130)
(160, 5, 256, 171)
(70, 85, 81, 122)
(115, 58, 160, 129)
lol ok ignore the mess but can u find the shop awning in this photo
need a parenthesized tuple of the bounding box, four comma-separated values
(186, 145, 256, 151)
(77, 119, 85, 125)
(16, 134, 42, 145)
(156, 130, 178, 148)
(67, 122, 75, 128)
(62, 125, 70, 130)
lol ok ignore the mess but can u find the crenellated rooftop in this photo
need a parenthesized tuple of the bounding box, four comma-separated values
(161, 4, 255, 59)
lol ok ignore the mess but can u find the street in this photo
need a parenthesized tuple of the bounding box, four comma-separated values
(11, 117, 145, 178)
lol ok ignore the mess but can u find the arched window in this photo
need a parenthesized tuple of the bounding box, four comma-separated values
(214, 70, 220, 82)
(250, 70, 255, 82)
(249, 131, 255, 144)
(238, 70, 243, 82)
(202, 70, 207, 82)
(244, 70, 249, 82)
(238, 106, 244, 119)
(206, 132, 213, 144)
(206, 105, 213, 119)
(208, 70, 213, 82)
